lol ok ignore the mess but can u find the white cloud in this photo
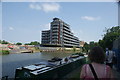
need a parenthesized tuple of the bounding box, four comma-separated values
(9, 27, 14, 30)
(29, 3, 60, 13)
(41, 3, 60, 12)
(29, 4, 41, 10)
(81, 16, 101, 21)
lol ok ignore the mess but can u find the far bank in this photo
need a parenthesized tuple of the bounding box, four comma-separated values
(0, 47, 82, 55)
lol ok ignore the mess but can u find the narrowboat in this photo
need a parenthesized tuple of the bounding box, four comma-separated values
(15, 54, 85, 80)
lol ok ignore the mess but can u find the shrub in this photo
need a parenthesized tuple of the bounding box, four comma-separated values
(2, 50, 10, 54)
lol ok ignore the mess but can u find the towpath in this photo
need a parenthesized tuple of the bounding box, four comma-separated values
(64, 65, 120, 80)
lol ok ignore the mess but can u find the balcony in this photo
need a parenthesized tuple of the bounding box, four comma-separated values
(52, 29, 59, 31)
(63, 30, 73, 36)
(63, 27, 70, 32)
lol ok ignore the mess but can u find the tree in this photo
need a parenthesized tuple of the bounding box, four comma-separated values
(24, 43, 30, 45)
(2, 40, 9, 44)
(98, 39, 105, 49)
(25, 41, 40, 45)
(89, 41, 99, 49)
(30, 41, 40, 45)
(99, 26, 120, 50)
(16, 42, 22, 45)
(89, 41, 94, 49)
(83, 42, 90, 52)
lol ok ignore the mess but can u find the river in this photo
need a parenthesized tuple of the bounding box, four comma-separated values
(1, 52, 74, 78)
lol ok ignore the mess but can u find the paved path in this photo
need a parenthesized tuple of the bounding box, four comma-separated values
(112, 69, 120, 79)
(63, 66, 81, 79)
(63, 66, 120, 80)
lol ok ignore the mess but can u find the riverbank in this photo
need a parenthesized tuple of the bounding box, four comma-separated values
(0, 47, 82, 55)
(0, 50, 10, 55)
(39, 47, 81, 53)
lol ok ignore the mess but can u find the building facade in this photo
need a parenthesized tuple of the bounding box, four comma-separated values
(41, 30, 50, 44)
(41, 18, 80, 47)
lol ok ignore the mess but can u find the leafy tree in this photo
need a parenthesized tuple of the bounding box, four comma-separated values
(24, 43, 30, 45)
(89, 41, 94, 49)
(2, 40, 9, 44)
(30, 41, 40, 45)
(83, 42, 90, 52)
(94, 42, 99, 46)
(25, 41, 40, 45)
(98, 39, 105, 49)
(16, 42, 22, 45)
(83, 41, 99, 53)
(89, 41, 99, 49)
(99, 26, 120, 50)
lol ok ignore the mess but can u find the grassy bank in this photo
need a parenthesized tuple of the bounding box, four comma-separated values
(0, 50, 10, 55)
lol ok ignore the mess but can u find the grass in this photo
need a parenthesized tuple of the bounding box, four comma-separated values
(0, 50, 10, 54)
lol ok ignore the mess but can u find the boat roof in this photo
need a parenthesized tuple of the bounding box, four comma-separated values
(24, 64, 46, 71)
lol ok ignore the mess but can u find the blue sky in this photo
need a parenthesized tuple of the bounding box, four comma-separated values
(0, 2, 2, 40)
(2, 2, 118, 44)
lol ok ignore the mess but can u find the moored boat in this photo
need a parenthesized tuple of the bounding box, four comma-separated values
(15, 54, 85, 80)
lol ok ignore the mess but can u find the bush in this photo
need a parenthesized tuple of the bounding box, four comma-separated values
(2, 50, 10, 54)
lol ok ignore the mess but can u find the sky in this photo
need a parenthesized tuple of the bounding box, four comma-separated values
(1, 2, 118, 44)
(1, 0, 118, 2)
(0, 2, 2, 41)
(118, 2, 120, 25)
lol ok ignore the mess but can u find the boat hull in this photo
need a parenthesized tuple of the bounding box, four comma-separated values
(15, 57, 86, 80)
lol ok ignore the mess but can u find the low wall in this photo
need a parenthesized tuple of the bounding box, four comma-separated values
(39, 47, 81, 52)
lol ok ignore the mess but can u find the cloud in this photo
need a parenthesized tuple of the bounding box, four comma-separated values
(29, 4, 41, 10)
(41, 3, 60, 12)
(9, 27, 14, 30)
(29, 3, 60, 13)
(81, 16, 101, 21)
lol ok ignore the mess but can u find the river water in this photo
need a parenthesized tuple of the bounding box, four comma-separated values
(1, 52, 74, 78)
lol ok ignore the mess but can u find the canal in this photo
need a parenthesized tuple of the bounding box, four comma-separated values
(1, 52, 74, 78)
